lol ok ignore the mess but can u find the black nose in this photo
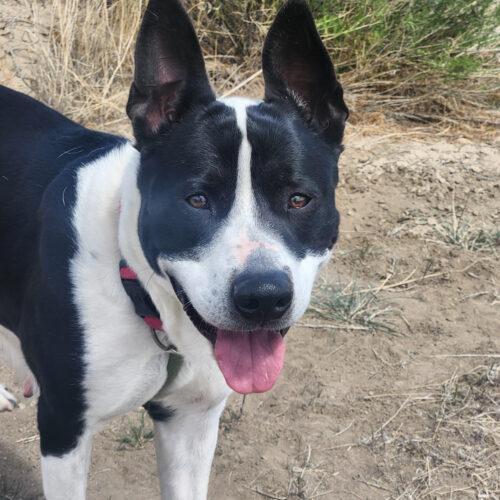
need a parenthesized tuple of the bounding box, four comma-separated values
(232, 271, 293, 322)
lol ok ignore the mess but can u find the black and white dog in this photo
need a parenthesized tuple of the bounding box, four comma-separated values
(0, 0, 347, 497)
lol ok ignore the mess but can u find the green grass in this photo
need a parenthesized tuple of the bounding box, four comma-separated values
(118, 412, 154, 450)
(188, 0, 499, 123)
(312, 0, 497, 76)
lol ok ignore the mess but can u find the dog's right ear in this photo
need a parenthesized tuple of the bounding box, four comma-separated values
(127, 0, 214, 144)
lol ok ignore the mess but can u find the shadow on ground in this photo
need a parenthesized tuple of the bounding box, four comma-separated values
(0, 441, 42, 500)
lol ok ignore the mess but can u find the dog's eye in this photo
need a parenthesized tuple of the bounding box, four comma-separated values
(288, 193, 311, 209)
(186, 193, 208, 209)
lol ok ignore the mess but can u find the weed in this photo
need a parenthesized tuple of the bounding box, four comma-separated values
(118, 411, 154, 450)
(432, 196, 499, 252)
(248, 441, 332, 500)
(307, 281, 400, 333)
(434, 220, 499, 252)
(221, 395, 247, 427)
(287, 444, 327, 499)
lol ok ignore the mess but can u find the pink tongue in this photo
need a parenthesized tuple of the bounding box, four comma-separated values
(215, 329, 285, 394)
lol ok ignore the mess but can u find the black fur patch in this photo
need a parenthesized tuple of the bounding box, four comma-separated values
(144, 401, 175, 422)
(137, 102, 240, 270)
(247, 101, 341, 258)
(0, 85, 125, 456)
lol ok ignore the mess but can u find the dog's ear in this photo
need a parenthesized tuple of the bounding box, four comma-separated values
(262, 0, 348, 144)
(127, 0, 214, 143)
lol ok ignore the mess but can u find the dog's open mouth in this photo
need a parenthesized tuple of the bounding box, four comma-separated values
(170, 277, 287, 394)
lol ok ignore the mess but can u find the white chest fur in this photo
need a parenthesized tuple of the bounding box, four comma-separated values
(70, 143, 229, 427)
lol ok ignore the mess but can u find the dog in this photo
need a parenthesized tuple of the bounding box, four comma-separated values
(0, 0, 347, 497)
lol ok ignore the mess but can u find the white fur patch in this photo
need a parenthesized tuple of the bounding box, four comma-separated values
(0, 325, 36, 410)
(71, 143, 169, 425)
(41, 431, 93, 500)
(0, 384, 16, 411)
(153, 400, 226, 499)
(224, 96, 255, 220)
(0, 325, 32, 384)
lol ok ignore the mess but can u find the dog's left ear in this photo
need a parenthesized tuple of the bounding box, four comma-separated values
(127, 0, 215, 144)
(262, 0, 348, 145)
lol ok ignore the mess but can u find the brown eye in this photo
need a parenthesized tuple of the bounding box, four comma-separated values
(187, 193, 208, 209)
(288, 193, 311, 209)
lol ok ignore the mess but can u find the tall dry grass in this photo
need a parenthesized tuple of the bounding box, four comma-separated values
(23, 0, 499, 132)
(28, 0, 144, 130)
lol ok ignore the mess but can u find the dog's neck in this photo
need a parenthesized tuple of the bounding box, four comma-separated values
(117, 144, 154, 285)
(116, 142, 213, 358)
(117, 142, 177, 304)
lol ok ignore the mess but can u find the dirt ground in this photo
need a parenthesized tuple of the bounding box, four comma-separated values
(1, 2, 499, 499)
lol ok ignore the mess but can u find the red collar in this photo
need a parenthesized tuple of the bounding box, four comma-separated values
(119, 261, 164, 332)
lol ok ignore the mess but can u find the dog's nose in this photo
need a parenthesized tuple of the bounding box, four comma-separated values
(232, 271, 293, 322)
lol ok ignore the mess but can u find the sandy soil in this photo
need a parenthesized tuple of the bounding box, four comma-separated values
(1, 2, 499, 499)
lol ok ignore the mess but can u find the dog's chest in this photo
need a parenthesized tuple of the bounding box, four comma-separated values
(68, 143, 230, 424)
(69, 144, 170, 423)
(75, 256, 169, 422)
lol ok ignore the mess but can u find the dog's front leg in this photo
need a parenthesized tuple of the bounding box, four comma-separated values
(39, 410, 93, 500)
(41, 432, 93, 500)
(151, 400, 226, 500)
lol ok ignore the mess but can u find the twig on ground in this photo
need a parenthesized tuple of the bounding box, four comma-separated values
(299, 322, 370, 331)
(245, 487, 286, 500)
(368, 396, 412, 441)
(15, 435, 39, 444)
(331, 421, 354, 440)
(430, 354, 500, 358)
(355, 478, 393, 493)
(352, 259, 487, 296)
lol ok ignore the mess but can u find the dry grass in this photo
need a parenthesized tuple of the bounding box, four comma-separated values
(27, 0, 144, 131)
(390, 194, 499, 254)
(14, 0, 499, 133)
(246, 363, 500, 498)
(347, 363, 500, 498)
(23, 0, 266, 131)
(434, 220, 500, 253)
(431, 197, 500, 253)
(305, 280, 401, 334)
(391, 364, 500, 498)
(301, 253, 489, 335)
(248, 440, 334, 500)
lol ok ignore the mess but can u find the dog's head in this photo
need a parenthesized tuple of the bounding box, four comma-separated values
(125, 0, 348, 394)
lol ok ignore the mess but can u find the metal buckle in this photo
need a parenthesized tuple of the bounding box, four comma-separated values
(150, 328, 178, 354)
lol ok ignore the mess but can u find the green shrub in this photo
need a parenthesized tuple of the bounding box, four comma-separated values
(189, 0, 500, 123)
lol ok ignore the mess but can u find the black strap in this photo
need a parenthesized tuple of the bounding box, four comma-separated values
(119, 260, 162, 324)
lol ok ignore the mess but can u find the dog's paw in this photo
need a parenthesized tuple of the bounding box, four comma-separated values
(0, 384, 17, 411)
